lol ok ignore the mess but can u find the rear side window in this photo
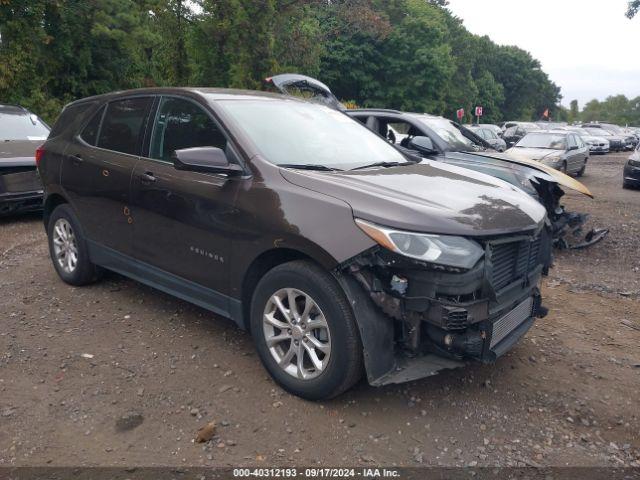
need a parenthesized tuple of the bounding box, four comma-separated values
(149, 97, 227, 162)
(80, 106, 105, 146)
(49, 102, 92, 138)
(97, 97, 153, 156)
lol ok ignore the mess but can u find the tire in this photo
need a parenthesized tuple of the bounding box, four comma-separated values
(560, 161, 568, 174)
(577, 161, 586, 177)
(250, 260, 363, 400)
(47, 204, 102, 286)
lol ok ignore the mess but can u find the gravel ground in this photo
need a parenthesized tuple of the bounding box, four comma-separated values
(0, 152, 638, 468)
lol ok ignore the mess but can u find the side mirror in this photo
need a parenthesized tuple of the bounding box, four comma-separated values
(172, 147, 243, 176)
(408, 136, 437, 154)
(568, 145, 578, 151)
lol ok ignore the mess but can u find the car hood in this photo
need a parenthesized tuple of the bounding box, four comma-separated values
(504, 147, 563, 162)
(0, 140, 40, 167)
(280, 160, 546, 237)
(468, 151, 593, 198)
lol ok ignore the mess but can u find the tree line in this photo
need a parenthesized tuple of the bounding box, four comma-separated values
(1, 0, 563, 124)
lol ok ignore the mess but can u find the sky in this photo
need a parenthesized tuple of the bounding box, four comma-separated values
(447, 0, 640, 107)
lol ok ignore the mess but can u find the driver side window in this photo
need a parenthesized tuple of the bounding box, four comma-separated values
(150, 97, 227, 162)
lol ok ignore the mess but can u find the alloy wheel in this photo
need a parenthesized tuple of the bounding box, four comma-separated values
(262, 288, 331, 380)
(52, 218, 79, 274)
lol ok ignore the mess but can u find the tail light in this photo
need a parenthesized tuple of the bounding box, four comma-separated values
(35, 146, 44, 168)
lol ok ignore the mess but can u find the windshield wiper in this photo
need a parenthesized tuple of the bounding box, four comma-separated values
(278, 164, 342, 172)
(350, 161, 415, 171)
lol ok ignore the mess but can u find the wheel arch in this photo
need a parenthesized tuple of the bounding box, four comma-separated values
(43, 192, 70, 230)
(239, 247, 326, 331)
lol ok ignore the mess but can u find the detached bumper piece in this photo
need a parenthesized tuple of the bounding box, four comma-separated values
(343, 229, 552, 386)
(552, 211, 609, 250)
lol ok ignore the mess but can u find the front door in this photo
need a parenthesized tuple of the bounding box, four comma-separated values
(130, 96, 241, 311)
(61, 97, 154, 256)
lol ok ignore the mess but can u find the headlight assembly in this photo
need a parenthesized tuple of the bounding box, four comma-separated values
(355, 219, 484, 270)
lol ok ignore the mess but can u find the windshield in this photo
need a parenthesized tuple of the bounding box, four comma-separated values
(569, 128, 590, 136)
(0, 112, 50, 141)
(603, 124, 623, 134)
(516, 133, 567, 150)
(520, 122, 541, 132)
(414, 116, 476, 151)
(217, 99, 408, 169)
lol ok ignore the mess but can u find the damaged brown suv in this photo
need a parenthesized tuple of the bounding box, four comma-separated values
(38, 88, 550, 399)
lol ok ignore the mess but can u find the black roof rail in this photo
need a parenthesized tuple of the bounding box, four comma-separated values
(0, 104, 29, 112)
(348, 108, 404, 114)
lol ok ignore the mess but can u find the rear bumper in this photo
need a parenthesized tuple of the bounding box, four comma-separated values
(0, 191, 43, 216)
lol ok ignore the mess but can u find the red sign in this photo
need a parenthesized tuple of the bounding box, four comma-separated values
(456, 108, 465, 120)
(475, 106, 483, 117)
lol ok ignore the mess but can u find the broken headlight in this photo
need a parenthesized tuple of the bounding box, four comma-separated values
(355, 219, 484, 270)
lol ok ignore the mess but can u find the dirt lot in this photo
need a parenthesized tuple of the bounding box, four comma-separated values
(1, 152, 639, 468)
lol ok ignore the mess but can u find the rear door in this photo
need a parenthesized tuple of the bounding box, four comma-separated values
(61, 96, 154, 255)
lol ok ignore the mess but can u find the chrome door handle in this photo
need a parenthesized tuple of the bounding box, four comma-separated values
(139, 172, 156, 184)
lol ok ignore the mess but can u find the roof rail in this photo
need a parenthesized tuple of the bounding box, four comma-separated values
(0, 104, 28, 112)
(348, 108, 404, 114)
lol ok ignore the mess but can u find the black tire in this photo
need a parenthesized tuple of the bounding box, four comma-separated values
(577, 161, 586, 177)
(47, 204, 102, 286)
(250, 260, 363, 400)
(560, 161, 568, 174)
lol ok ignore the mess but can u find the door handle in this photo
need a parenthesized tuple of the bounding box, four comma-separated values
(71, 154, 83, 166)
(139, 172, 156, 184)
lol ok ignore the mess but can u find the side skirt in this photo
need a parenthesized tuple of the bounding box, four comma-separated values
(87, 240, 245, 328)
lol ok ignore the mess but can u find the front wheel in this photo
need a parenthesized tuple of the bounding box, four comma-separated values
(577, 161, 587, 177)
(250, 260, 363, 400)
(560, 161, 568, 174)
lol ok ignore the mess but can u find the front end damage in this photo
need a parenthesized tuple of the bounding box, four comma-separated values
(337, 227, 552, 386)
(532, 179, 608, 250)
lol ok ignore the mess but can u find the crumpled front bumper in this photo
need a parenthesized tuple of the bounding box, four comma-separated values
(338, 229, 551, 386)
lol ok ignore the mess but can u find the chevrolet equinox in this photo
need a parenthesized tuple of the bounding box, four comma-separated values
(38, 88, 551, 400)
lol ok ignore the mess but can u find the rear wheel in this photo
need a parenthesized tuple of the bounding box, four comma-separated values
(47, 204, 102, 286)
(250, 260, 363, 400)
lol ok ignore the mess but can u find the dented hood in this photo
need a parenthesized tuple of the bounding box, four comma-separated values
(472, 151, 593, 198)
(281, 160, 546, 237)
